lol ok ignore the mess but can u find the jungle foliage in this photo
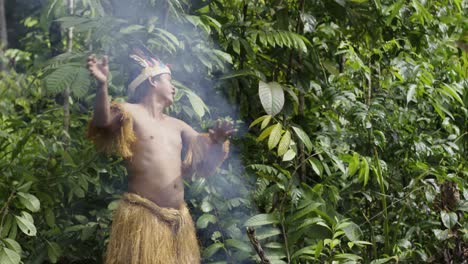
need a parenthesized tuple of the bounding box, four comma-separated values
(0, 0, 467, 263)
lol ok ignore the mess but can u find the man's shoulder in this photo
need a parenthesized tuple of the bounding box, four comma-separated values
(165, 115, 189, 127)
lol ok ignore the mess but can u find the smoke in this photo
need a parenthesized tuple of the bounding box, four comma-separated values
(104, 0, 259, 231)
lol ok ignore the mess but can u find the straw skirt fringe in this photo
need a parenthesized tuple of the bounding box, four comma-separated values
(104, 193, 200, 264)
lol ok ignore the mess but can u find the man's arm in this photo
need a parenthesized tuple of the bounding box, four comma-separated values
(87, 55, 136, 158)
(87, 55, 121, 129)
(180, 120, 234, 177)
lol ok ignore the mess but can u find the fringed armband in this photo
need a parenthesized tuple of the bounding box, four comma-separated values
(183, 133, 229, 178)
(87, 103, 136, 158)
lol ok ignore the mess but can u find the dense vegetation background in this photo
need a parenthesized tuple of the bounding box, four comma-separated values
(0, 0, 467, 263)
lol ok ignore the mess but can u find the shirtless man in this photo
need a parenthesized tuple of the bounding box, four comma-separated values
(86, 52, 233, 264)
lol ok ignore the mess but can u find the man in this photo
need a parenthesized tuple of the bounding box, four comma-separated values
(86, 49, 233, 264)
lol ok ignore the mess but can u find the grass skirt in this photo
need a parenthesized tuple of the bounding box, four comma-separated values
(104, 193, 200, 264)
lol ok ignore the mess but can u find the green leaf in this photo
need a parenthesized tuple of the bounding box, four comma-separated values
(256, 228, 281, 240)
(261, 115, 272, 130)
(232, 39, 241, 55)
(47, 242, 62, 263)
(315, 240, 323, 260)
(15, 211, 36, 236)
(290, 202, 321, 221)
(308, 157, 323, 177)
(433, 229, 449, 241)
(406, 84, 416, 104)
(244, 213, 279, 227)
(439, 83, 464, 106)
(119, 24, 145, 34)
(358, 157, 369, 187)
(225, 239, 251, 252)
(1, 215, 14, 238)
(334, 253, 362, 261)
(0, 247, 20, 264)
(17, 192, 40, 212)
(441, 211, 458, 229)
(257, 125, 275, 142)
(348, 152, 360, 176)
(282, 149, 296, 161)
(202, 242, 224, 258)
(196, 214, 217, 229)
(259, 81, 285, 116)
(185, 91, 207, 118)
(268, 123, 282, 150)
(2, 239, 21, 254)
(370, 257, 398, 264)
(277, 130, 291, 156)
(200, 200, 213, 213)
(213, 50, 233, 64)
(292, 127, 312, 152)
(155, 28, 180, 46)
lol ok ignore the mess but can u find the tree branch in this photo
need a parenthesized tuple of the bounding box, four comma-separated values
(246, 227, 271, 264)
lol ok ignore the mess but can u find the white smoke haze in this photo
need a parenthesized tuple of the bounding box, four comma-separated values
(93, 0, 261, 259)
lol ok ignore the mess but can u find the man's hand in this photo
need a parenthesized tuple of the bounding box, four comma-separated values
(209, 120, 235, 144)
(87, 54, 109, 84)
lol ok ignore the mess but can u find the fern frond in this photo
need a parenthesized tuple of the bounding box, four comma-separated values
(70, 68, 91, 98)
(248, 30, 310, 53)
(44, 65, 79, 94)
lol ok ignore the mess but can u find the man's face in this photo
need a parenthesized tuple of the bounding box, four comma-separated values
(153, 73, 175, 105)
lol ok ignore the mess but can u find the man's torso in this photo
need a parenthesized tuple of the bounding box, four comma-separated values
(123, 103, 187, 209)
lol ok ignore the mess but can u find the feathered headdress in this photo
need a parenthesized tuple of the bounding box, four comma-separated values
(128, 47, 171, 96)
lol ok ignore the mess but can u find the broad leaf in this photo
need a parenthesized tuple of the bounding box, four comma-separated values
(292, 127, 312, 152)
(0, 248, 20, 264)
(259, 81, 285, 116)
(15, 211, 36, 236)
(277, 130, 291, 156)
(196, 214, 217, 229)
(17, 192, 40, 212)
(244, 213, 279, 227)
(268, 123, 282, 150)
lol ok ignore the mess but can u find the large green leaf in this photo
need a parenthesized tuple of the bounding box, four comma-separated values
(47, 242, 62, 263)
(17, 192, 40, 213)
(259, 81, 285, 116)
(440, 211, 458, 229)
(196, 214, 217, 229)
(277, 130, 291, 156)
(15, 211, 36, 236)
(292, 126, 312, 152)
(2, 239, 21, 254)
(202, 242, 224, 259)
(268, 123, 282, 150)
(185, 91, 208, 118)
(244, 213, 279, 227)
(0, 247, 20, 264)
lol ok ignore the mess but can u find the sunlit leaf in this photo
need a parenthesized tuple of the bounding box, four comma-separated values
(259, 81, 285, 116)
(15, 211, 36, 236)
(17, 192, 40, 213)
(244, 213, 279, 227)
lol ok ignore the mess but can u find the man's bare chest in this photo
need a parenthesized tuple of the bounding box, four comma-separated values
(131, 115, 182, 150)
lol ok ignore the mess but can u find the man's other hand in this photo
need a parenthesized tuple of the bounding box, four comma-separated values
(209, 120, 235, 144)
(87, 54, 109, 84)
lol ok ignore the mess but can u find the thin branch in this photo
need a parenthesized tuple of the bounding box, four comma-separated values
(0, 191, 16, 235)
(246, 227, 271, 264)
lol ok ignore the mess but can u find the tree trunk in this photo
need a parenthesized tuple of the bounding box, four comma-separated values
(296, 0, 306, 182)
(0, 0, 7, 71)
(63, 0, 74, 144)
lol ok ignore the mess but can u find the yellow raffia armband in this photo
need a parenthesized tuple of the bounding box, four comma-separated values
(182, 133, 230, 177)
(87, 103, 136, 158)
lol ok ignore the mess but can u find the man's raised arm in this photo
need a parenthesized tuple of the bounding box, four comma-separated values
(86, 55, 136, 158)
(87, 55, 114, 127)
